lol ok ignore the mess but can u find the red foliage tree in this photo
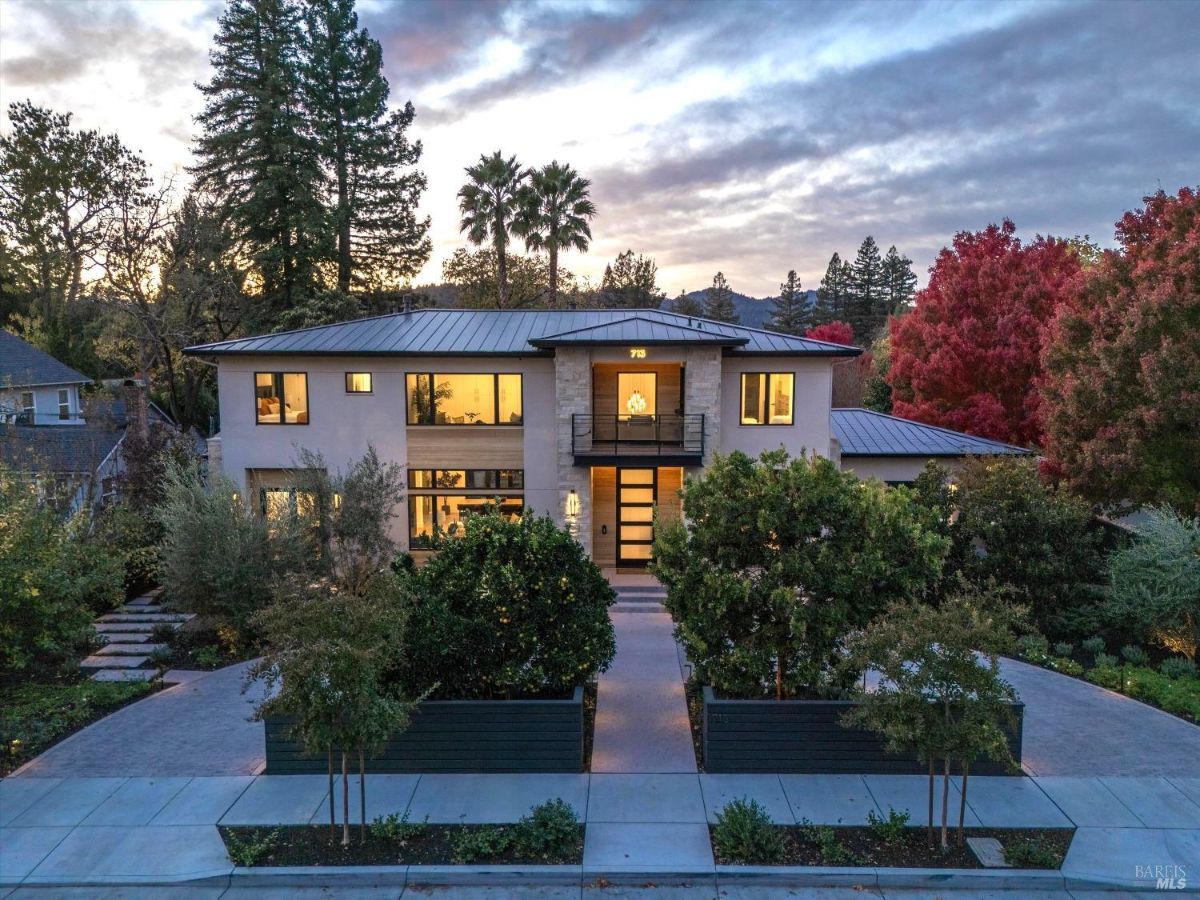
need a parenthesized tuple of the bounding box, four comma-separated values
(887, 220, 1082, 446)
(1041, 187, 1200, 512)
(805, 320, 854, 345)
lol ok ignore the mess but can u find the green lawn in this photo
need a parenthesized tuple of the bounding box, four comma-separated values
(1, 678, 154, 775)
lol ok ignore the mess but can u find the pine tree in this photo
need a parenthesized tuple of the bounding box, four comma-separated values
(882, 245, 918, 316)
(193, 0, 328, 327)
(847, 236, 886, 341)
(767, 269, 808, 335)
(303, 0, 430, 294)
(671, 289, 704, 318)
(814, 253, 846, 326)
(704, 271, 738, 323)
(599, 250, 664, 308)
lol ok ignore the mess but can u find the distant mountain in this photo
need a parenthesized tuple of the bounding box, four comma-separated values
(667, 289, 818, 328)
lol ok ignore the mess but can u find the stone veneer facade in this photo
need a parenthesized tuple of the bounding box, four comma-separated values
(554, 347, 593, 558)
(683, 346, 723, 466)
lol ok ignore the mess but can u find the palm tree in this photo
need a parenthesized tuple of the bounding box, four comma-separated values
(514, 161, 597, 308)
(457, 151, 525, 308)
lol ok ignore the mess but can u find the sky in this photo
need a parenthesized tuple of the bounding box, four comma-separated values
(1, 0, 1198, 297)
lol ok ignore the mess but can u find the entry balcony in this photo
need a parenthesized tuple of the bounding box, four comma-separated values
(571, 413, 705, 465)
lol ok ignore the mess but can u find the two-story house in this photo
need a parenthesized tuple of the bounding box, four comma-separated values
(186, 308, 1025, 568)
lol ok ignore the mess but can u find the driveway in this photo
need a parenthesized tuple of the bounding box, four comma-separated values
(12, 662, 267, 778)
(1000, 656, 1200, 776)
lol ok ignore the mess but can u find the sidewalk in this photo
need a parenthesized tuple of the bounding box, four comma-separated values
(2, 772, 1198, 893)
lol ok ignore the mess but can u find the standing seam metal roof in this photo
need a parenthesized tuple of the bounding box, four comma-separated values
(184, 308, 861, 357)
(831, 408, 1029, 456)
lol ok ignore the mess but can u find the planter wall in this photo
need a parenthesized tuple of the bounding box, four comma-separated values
(702, 687, 1023, 775)
(266, 686, 584, 774)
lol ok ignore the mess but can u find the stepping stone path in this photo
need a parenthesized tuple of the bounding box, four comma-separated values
(83, 588, 194, 683)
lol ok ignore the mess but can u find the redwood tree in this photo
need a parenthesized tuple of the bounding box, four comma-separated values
(887, 221, 1082, 447)
(1041, 188, 1200, 512)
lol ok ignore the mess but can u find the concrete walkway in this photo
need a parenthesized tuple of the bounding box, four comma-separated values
(13, 662, 267, 777)
(591, 581, 697, 774)
(999, 656, 1200, 776)
(2, 773, 1198, 894)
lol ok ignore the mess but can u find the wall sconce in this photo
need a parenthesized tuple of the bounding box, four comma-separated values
(231, 491, 240, 504)
(332, 492, 342, 510)
(565, 488, 581, 537)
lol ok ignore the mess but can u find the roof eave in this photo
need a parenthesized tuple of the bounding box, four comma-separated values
(725, 348, 862, 357)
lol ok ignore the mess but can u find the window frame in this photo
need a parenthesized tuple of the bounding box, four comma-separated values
(254, 371, 310, 426)
(739, 372, 795, 426)
(408, 492, 525, 548)
(408, 469, 524, 491)
(20, 391, 35, 421)
(344, 372, 373, 394)
(405, 372, 523, 427)
(57, 388, 70, 420)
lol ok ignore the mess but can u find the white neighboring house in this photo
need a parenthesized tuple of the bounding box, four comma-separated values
(187, 308, 1028, 568)
(0, 330, 177, 514)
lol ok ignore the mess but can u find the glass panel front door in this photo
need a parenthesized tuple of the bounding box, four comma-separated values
(617, 467, 656, 567)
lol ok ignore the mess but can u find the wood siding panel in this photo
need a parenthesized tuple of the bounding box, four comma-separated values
(592, 363, 684, 418)
(592, 466, 616, 567)
(406, 427, 523, 468)
(657, 466, 683, 525)
(266, 688, 584, 773)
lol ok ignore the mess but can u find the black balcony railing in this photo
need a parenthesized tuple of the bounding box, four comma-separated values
(572, 413, 705, 458)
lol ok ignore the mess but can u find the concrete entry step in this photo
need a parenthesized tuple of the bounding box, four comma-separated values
(93, 622, 175, 633)
(96, 613, 193, 623)
(116, 604, 164, 615)
(90, 668, 159, 682)
(96, 642, 168, 656)
(80, 655, 152, 669)
(96, 631, 154, 643)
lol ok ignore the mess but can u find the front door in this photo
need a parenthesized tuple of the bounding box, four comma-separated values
(617, 467, 656, 567)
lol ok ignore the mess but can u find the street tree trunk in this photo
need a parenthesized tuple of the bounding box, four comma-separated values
(927, 757, 935, 846)
(359, 748, 366, 845)
(327, 747, 335, 838)
(341, 750, 350, 848)
(940, 756, 951, 852)
(548, 245, 559, 308)
(958, 761, 970, 846)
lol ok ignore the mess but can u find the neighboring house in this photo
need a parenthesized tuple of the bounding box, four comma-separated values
(0, 330, 175, 514)
(186, 309, 1027, 568)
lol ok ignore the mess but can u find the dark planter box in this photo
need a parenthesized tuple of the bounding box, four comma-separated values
(266, 686, 584, 774)
(702, 687, 1023, 775)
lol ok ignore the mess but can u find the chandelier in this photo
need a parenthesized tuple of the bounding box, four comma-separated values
(626, 390, 648, 415)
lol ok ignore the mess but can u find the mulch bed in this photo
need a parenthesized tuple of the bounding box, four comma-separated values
(219, 823, 583, 867)
(583, 681, 597, 770)
(684, 679, 705, 771)
(713, 826, 1074, 868)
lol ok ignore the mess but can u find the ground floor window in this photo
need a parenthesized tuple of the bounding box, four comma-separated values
(409, 494, 523, 548)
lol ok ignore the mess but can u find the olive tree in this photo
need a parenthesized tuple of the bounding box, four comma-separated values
(843, 580, 1022, 850)
(651, 450, 948, 699)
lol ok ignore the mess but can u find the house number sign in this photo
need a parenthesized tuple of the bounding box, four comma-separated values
(629, 347, 647, 358)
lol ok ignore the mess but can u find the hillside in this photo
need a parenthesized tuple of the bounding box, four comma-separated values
(667, 289, 818, 327)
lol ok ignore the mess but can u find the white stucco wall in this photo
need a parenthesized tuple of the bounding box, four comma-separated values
(214, 354, 557, 549)
(718, 356, 835, 460)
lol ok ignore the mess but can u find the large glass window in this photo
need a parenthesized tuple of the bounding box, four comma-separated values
(740, 372, 794, 425)
(405, 373, 522, 425)
(618, 372, 657, 419)
(255, 372, 309, 424)
(409, 469, 522, 490)
(408, 494, 524, 548)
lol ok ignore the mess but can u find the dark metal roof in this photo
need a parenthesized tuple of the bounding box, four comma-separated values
(832, 408, 1029, 457)
(0, 330, 92, 388)
(184, 309, 861, 357)
(530, 315, 748, 347)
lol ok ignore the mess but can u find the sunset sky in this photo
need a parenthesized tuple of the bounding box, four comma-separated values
(2, 0, 1198, 296)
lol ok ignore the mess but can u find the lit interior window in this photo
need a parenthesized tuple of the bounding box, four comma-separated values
(618, 372, 657, 418)
(345, 372, 372, 393)
(740, 373, 793, 425)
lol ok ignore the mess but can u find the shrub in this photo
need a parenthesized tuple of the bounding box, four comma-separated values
(1087, 665, 1122, 690)
(370, 810, 428, 842)
(1004, 836, 1059, 868)
(1161, 657, 1198, 680)
(866, 807, 910, 845)
(713, 798, 785, 864)
(89, 504, 161, 600)
(452, 825, 514, 863)
(652, 450, 947, 699)
(799, 818, 861, 865)
(920, 457, 1103, 637)
(1121, 666, 1200, 721)
(397, 509, 616, 699)
(1053, 642, 1073, 658)
(1107, 507, 1200, 663)
(515, 799, 580, 860)
(1121, 645, 1149, 667)
(0, 468, 122, 676)
(1081, 636, 1106, 659)
(1094, 652, 1119, 669)
(1050, 657, 1084, 677)
(156, 461, 314, 637)
(1016, 634, 1050, 665)
(225, 828, 279, 867)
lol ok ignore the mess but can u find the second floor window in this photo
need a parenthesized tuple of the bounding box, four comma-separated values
(21, 391, 34, 420)
(740, 372, 794, 425)
(58, 389, 70, 420)
(255, 372, 309, 424)
(406, 373, 522, 425)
